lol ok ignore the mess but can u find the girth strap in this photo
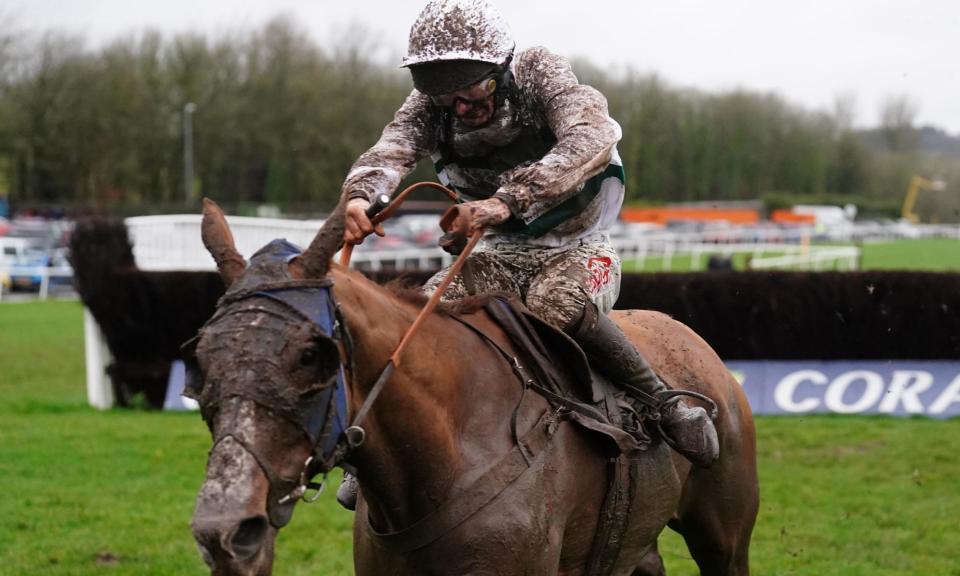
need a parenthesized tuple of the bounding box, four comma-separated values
(366, 409, 563, 553)
(584, 455, 636, 576)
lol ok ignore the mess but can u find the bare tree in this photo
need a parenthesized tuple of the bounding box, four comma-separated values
(879, 94, 918, 153)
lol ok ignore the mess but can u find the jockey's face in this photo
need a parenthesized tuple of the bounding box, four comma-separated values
(431, 77, 497, 127)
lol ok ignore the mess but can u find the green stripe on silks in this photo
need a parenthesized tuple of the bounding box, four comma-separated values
(498, 163, 625, 237)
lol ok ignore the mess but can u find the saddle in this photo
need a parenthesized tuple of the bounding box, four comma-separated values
(469, 296, 650, 576)
(479, 296, 656, 457)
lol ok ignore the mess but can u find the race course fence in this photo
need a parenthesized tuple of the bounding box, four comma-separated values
(65, 216, 959, 413)
(124, 214, 864, 273)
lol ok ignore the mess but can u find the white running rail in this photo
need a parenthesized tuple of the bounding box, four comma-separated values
(126, 214, 326, 271)
(612, 238, 861, 272)
(125, 214, 456, 272)
(748, 247, 860, 271)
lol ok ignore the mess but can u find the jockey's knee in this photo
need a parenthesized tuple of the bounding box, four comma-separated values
(524, 292, 588, 331)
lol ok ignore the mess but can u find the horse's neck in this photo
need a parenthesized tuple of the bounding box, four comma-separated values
(331, 266, 468, 529)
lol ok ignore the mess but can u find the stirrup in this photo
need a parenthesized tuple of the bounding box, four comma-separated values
(652, 390, 720, 467)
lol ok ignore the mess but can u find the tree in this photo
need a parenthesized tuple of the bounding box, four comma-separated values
(879, 94, 918, 153)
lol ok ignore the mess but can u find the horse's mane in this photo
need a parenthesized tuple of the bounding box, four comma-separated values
(382, 277, 501, 316)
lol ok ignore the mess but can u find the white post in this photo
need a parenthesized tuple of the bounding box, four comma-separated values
(39, 269, 50, 300)
(84, 307, 114, 409)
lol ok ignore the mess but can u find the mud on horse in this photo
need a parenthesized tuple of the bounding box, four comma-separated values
(187, 198, 759, 576)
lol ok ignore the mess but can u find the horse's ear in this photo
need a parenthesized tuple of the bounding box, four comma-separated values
(300, 197, 346, 278)
(201, 198, 247, 287)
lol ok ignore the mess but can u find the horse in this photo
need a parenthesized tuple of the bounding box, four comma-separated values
(187, 198, 759, 575)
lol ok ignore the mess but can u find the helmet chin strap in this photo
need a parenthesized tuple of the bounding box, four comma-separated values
(492, 56, 515, 109)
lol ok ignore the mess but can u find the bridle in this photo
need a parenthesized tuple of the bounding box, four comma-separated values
(184, 275, 362, 529)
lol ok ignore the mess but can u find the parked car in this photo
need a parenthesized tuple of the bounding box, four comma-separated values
(0, 236, 71, 291)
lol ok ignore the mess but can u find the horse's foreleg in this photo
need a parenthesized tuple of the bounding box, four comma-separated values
(630, 542, 666, 576)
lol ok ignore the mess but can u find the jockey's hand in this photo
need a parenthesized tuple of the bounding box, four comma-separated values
(344, 197, 386, 246)
(438, 198, 510, 254)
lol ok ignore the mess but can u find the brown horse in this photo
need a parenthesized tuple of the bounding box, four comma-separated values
(188, 199, 758, 576)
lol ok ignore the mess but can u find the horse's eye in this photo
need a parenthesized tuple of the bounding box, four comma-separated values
(296, 337, 339, 380)
(180, 335, 204, 400)
(183, 360, 205, 400)
(300, 348, 319, 367)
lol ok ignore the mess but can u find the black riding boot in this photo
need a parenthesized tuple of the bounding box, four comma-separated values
(337, 472, 358, 511)
(566, 305, 719, 468)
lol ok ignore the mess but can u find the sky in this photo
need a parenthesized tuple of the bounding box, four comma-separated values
(6, 0, 960, 134)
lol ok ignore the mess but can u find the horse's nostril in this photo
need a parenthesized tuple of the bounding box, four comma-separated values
(196, 542, 215, 567)
(230, 516, 268, 559)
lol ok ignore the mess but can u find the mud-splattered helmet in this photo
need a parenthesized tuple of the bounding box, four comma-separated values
(402, 0, 515, 96)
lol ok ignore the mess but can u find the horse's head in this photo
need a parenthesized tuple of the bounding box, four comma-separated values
(187, 199, 348, 575)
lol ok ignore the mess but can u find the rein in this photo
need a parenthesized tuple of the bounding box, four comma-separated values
(346, 230, 483, 435)
(338, 181, 459, 267)
(337, 181, 472, 441)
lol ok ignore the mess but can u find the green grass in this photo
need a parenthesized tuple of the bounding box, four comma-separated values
(659, 416, 960, 575)
(859, 238, 960, 271)
(623, 238, 960, 272)
(2, 300, 960, 575)
(0, 302, 354, 575)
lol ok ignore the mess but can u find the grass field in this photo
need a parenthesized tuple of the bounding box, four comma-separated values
(2, 260, 960, 574)
(623, 238, 960, 272)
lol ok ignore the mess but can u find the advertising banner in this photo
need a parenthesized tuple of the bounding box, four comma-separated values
(727, 361, 960, 418)
(162, 357, 960, 417)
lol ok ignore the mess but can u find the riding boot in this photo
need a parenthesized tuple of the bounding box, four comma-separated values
(565, 304, 719, 468)
(336, 472, 359, 511)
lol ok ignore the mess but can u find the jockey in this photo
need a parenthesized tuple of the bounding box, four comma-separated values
(339, 0, 718, 509)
